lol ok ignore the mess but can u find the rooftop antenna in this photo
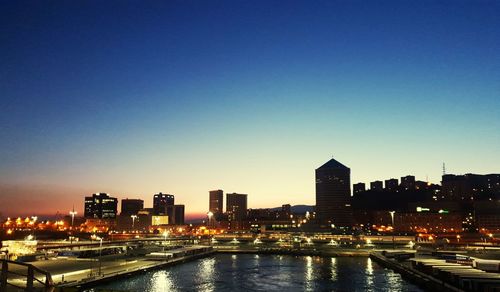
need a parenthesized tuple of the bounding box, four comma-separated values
(442, 163, 446, 175)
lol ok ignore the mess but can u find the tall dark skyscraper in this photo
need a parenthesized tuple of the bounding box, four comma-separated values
(153, 193, 174, 216)
(226, 193, 248, 221)
(315, 158, 352, 228)
(209, 190, 224, 218)
(173, 205, 185, 225)
(84, 193, 118, 219)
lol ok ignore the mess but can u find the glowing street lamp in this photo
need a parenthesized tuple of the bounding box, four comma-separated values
(163, 230, 169, 251)
(131, 215, 138, 230)
(389, 211, 396, 249)
(95, 236, 103, 275)
(30, 216, 38, 240)
(69, 210, 77, 228)
(69, 209, 78, 243)
(207, 211, 214, 228)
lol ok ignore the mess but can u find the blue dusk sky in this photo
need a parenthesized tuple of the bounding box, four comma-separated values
(1, 1, 499, 217)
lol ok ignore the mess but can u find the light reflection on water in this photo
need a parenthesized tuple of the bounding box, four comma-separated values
(365, 257, 374, 290)
(89, 254, 423, 292)
(305, 256, 313, 291)
(330, 257, 337, 281)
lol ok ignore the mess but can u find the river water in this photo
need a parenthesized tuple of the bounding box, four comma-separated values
(88, 254, 423, 291)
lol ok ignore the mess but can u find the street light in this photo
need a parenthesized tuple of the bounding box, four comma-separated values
(389, 211, 395, 249)
(69, 210, 77, 228)
(163, 230, 169, 251)
(207, 211, 214, 228)
(69, 209, 77, 244)
(95, 236, 103, 276)
(130, 215, 138, 230)
(31, 216, 38, 240)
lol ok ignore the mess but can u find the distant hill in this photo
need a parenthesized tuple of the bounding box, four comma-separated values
(271, 204, 314, 214)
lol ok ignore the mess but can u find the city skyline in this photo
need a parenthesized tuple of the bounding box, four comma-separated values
(1, 1, 500, 218)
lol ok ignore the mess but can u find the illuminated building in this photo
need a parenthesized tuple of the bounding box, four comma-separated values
(153, 193, 174, 216)
(84, 193, 118, 219)
(475, 200, 500, 232)
(152, 215, 169, 226)
(394, 211, 462, 233)
(315, 158, 352, 228)
(209, 190, 224, 219)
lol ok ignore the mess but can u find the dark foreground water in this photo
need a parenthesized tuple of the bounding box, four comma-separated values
(88, 254, 423, 291)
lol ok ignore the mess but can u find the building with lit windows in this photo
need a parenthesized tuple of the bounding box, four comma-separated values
(226, 193, 247, 230)
(153, 193, 174, 216)
(209, 190, 224, 219)
(84, 193, 118, 219)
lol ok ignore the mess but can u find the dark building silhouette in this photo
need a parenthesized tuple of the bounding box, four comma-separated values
(209, 190, 224, 218)
(401, 175, 416, 190)
(153, 193, 174, 216)
(353, 183, 366, 194)
(385, 178, 398, 191)
(315, 158, 352, 227)
(173, 205, 185, 225)
(121, 199, 144, 216)
(370, 181, 383, 191)
(226, 193, 248, 230)
(442, 173, 500, 201)
(281, 204, 291, 219)
(415, 180, 429, 190)
(84, 193, 118, 219)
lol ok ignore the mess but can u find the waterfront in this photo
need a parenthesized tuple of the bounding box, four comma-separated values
(88, 254, 423, 291)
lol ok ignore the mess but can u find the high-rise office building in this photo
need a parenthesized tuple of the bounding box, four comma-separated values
(153, 193, 174, 216)
(173, 205, 185, 225)
(84, 193, 118, 219)
(226, 193, 248, 221)
(209, 190, 224, 218)
(121, 199, 144, 216)
(315, 158, 352, 227)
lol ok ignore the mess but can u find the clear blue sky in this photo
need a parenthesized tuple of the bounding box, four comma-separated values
(1, 1, 499, 217)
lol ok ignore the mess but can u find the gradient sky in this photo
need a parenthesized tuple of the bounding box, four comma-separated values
(1, 1, 499, 218)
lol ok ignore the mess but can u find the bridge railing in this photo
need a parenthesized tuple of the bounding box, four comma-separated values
(1, 259, 54, 292)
